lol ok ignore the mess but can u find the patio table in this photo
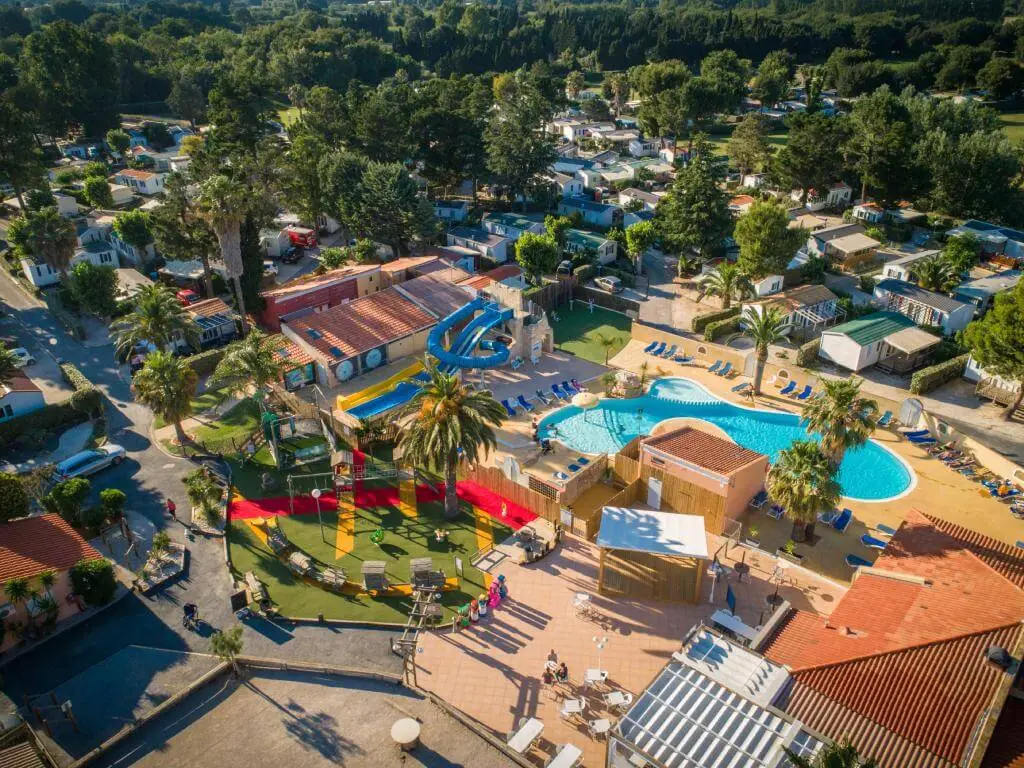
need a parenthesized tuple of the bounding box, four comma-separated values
(548, 744, 584, 768)
(604, 691, 627, 708)
(589, 718, 611, 738)
(390, 718, 420, 750)
(560, 698, 585, 719)
(585, 668, 608, 686)
(507, 717, 544, 754)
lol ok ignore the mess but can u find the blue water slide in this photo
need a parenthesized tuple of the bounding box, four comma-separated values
(428, 297, 514, 372)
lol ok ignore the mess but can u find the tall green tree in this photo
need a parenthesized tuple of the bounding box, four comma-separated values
(110, 284, 199, 360)
(399, 366, 505, 519)
(742, 307, 788, 395)
(752, 50, 794, 108)
(83, 176, 113, 209)
(977, 57, 1024, 100)
(14, 207, 78, 279)
(0, 346, 19, 389)
(210, 625, 244, 676)
(918, 129, 1022, 221)
(167, 76, 206, 129)
(515, 232, 559, 283)
(544, 215, 572, 248)
(208, 331, 283, 398)
(68, 262, 118, 319)
(195, 173, 250, 334)
(105, 129, 130, 157)
(801, 378, 879, 466)
(914, 252, 957, 292)
(845, 86, 918, 205)
(963, 283, 1024, 419)
(767, 440, 842, 542)
(699, 50, 751, 113)
(655, 137, 731, 263)
(355, 162, 436, 255)
(149, 174, 217, 297)
(729, 114, 772, 179)
(112, 210, 152, 257)
(132, 350, 198, 448)
(0, 473, 30, 522)
(698, 263, 753, 310)
(625, 220, 656, 275)
(942, 233, 979, 275)
(205, 71, 273, 156)
(565, 70, 585, 100)
(734, 201, 807, 279)
(772, 112, 851, 203)
(0, 98, 45, 211)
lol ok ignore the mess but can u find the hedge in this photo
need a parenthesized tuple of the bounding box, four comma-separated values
(60, 362, 93, 392)
(70, 558, 117, 606)
(0, 366, 102, 450)
(692, 305, 740, 334)
(183, 345, 231, 377)
(796, 338, 822, 367)
(910, 353, 970, 395)
(705, 318, 741, 342)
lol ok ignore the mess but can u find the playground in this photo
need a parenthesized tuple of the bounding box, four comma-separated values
(226, 469, 526, 624)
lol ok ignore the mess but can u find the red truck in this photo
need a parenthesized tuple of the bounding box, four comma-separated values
(176, 289, 199, 306)
(285, 226, 318, 248)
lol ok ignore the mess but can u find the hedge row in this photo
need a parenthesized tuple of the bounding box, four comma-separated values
(183, 345, 230, 377)
(692, 305, 740, 334)
(796, 338, 822, 367)
(0, 365, 102, 450)
(910, 353, 970, 395)
(705, 318, 741, 342)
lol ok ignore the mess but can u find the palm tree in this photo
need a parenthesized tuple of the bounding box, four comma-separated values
(132, 351, 198, 449)
(23, 206, 77, 279)
(606, 72, 630, 116)
(4, 577, 31, 626)
(699, 263, 753, 309)
(595, 332, 619, 365)
(211, 625, 244, 676)
(185, 469, 223, 525)
(110, 284, 200, 361)
(399, 365, 506, 519)
(742, 307, 788, 395)
(801, 378, 879, 467)
(785, 739, 878, 768)
(38, 570, 56, 598)
(208, 331, 283, 400)
(0, 345, 19, 388)
(915, 253, 957, 293)
(767, 439, 842, 542)
(196, 173, 250, 335)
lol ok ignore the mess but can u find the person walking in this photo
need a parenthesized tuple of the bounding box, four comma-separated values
(166, 498, 177, 520)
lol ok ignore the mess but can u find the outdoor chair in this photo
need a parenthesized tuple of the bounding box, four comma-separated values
(861, 533, 888, 550)
(501, 399, 518, 418)
(817, 508, 838, 525)
(845, 554, 873, 568)
(877, 411, 893, 428)
(643, 341, 658, 353)
(717, 362, 733, 377)
(750, 490, 768, 508)
(561, 380, 578, 395)
(662, 344, 677, 359)
(794, 385, 812, 400)
(876, 524, 897, 536)
(707, 360, 722, 373)
(517, 394, 535, 412)
(674, 353, 694, 363)
(779, 380, 796, 396)
(832, 508, 853, 532)
(651, 341, 666, 356)
(535, 389, 553, 406)
(767, 504, 784, 520)
(552, 383, 569, 400)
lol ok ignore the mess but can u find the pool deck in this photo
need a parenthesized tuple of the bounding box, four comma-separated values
(492, 342, 1024, 585)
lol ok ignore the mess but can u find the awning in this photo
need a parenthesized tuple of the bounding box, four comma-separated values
(885, 326, 942, 355)
(596, 507, 709, 559)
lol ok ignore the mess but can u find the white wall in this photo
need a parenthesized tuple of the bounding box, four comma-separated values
(0, 390, 45, 420)
(818, 332, 875, 371)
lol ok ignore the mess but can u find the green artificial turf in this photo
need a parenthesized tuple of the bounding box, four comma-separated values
(227, 490, 512, 623)
(552, 304, 632, 365)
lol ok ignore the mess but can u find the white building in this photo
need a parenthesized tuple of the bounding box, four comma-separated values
(564, 228, 617, 264)
(852, 201, 885, 224)
(481, 212, 546, 241)
(742, 284, 842, 336)
(261, 229, 291, 259)
(618, 188, 661, 211)
(3, 192, 78, 218)
(818, 311, 939, 372)
(110, 231, 156, 267)
(0, 373, 45, 422)
(627, 138, 659, 157)
(880, 249, 941, 283)
(446, 227, 511, 263)
(548, 172, 584, 198)
(113, 169, 165, 196)
(433, 200, 469, 223)
(794, 181, 852, 212)
(873, 279, 975, 336)
(557, 196, 624, 229)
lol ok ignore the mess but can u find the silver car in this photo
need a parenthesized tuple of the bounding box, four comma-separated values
(54, 444, 127, 480)
(10, 347, 35, 367)
(594, 275, 623, 294)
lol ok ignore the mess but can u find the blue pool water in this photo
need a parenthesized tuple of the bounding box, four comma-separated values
(537, 378, 913, 501)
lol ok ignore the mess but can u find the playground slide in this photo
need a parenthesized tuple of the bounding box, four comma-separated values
(335, 360, 425, 412)
(428, 297, 513, 372)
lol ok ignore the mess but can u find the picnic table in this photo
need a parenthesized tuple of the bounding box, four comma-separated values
(584, 668, 608, 686)
(507, 717, 544, 754)
(548, 744, 584, 768)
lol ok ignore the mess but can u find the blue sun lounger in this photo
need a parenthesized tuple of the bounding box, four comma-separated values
(651, 342, 666, 356)
(795, 385, 813, 400)
(832, 508, 853, 532)
(717, 362, 733, 377)
(552, 383, 569, 400)
(909, 435, 937, 445)
(731, 382, 751, 393)
(846, 554, 873, 568)
(535, 389, 552, 405)
(876, 523, 897, 536)
(576, 456, 590, 465)
(662, 344, 677, 359)
(817, 508, 838, 525)
(750, 490, 768, 508)
(779, 380, 796, 396)
(708, 360, 722, 373)
(561, 380, 578, 395)
(643, 341, 658, 354)
(861, 533, 888, 550)
(877, 411, 893, 427)
(674, 353, 694, 363)
(517, 394, 535, 412)
(901, 428, 930, 438)
(501, 399, 517, 418)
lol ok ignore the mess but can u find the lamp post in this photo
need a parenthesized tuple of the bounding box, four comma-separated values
(592, 635, 608, 670)
(312, 488, 324, 542)
(767, 560, 789, 608)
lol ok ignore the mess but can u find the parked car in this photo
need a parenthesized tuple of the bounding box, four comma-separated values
(279, 246, 302, 264)
(10, 347, 35, 366)
(176, 289, 199, 306)
(594, 275, 623, 294)
(54, 445, 127, 480)
(285, 226, 318, 248)
(263, 260, 279, 277)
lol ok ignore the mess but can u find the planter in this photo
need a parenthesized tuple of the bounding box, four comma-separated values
(190, 488, 228, 537)
(775, 549, 804, 565)
(135, 543, 187, 593)
(743, 538, 760, 548)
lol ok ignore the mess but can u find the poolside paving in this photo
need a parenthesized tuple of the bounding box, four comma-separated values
(415, 533, 844, 767)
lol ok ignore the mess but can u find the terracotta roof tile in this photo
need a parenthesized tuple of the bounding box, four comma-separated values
(261, 265, 378, 300)
(641, 426, 765, 475)
(3, 371, 40, 393)
(186, 297, 235, 318)
(267, 334, 313, 366)
(286, 288, 435, 361)
(116, 168, 158, 181)
(754, 284, 838, 313)
(0, 514, 103, 582)
(380, 256, 438, 274)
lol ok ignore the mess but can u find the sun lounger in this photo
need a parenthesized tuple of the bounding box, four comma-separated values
(651, 341, 666, 356)
(794, 385, 812, 400)
(817, 509, 838, 525)
(779, 380, 796, 396)
(707, 360, 722, 373)
(832, 508, 853, 532)
(767, 504, 784, 520)
(861, 533, 888, 550)
(576, 457, 590, 465)
(643, 341, 658, 354)
(662, 344, 677, 359)
(554, 471, 569, 480)
(535, 389, 552, 405)
(674, 354, 694, 363)
(846, 554, 873, 568)
(552, 384, 569, 400)
(501, 399, 517, 418)
(568, 464, 581, 472)
(717, 362, 733, 377)
(731, 382, 751, 393)
(876, 411, 893, 427)
(900, 428, 930, 438)
(517, 394, 535, 412)
(561, 380, 579, 395)
(750, 490, 768, 508)
(876, 524, 897, 536)
(909, 436, 936, 445)
(571, 378, 584, 391)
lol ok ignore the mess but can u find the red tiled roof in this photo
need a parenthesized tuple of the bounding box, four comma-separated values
(730, 194, 755, 206)
(116, 168, 158, 181)
(459, 274, 493, 290)
(483, 264, 522, 282)
(3, 371, 40, 393)
(379, 256, 437, 274)
(267, 334, 313, 367)
(286, 288, 435, 361)
(186, 297, 235, 318)
(261, 265, 378, 300)
(762, 510, 1024, 768)
(641, 426, 765, 475)
(0, 514, 103, 582)
(754, 284, 837, 313)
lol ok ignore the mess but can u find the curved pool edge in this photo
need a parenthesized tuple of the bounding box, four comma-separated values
(540, 376, 917, 504)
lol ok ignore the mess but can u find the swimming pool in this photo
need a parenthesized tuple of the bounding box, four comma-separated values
(537, 378, 914, 501)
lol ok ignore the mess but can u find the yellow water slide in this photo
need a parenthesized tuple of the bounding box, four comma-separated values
(335, 360, 425, 412)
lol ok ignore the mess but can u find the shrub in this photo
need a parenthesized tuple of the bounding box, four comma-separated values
(705, 318, 740, 342)
(79, 505, 109, 533)
(70, 558, 117, 606)
(910, 354, 970, 395)
(99, 488, 126, 520)
(692, 306, 740, 334)
(0, 473, 30, 521)
(796, 338, 822, 367)
(183, 345, 231, 377)
(59, 363, 93, 392)
(43, 478, 91, 525)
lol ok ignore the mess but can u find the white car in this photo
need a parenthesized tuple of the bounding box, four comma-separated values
(54, 444, 126, 480)
(263, 260, 279, 277)
(10, 347, 35, 366)
(594, 275, 623, 294)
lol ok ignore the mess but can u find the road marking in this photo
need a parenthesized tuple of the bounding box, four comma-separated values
(163, 463, 176, 470)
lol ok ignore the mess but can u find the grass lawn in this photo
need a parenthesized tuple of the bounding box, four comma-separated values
(154, 387, 235, 430)
(1001, 111, 1024, 143)
(707, 131, 790, 162)
(227, 487, 511, 623)
(277, 106, 300, 126)
(553, 304, 632, 365)
(162, 399, 261, 457)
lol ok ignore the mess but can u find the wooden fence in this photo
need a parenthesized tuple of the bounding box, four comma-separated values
(642, 464, 726, 535)
(461, 465, 562, 524)
(571, 478, 639, 540)
(572, 285, 641, 315)
(598, 549, 703, 603)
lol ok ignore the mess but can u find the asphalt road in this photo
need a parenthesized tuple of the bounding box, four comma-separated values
(0, 272, 400, 710)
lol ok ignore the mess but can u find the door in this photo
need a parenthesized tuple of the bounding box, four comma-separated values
(646, 477, 662, 510)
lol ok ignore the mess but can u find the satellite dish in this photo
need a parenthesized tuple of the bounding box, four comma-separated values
(365, 347, 383, 369)
(335, 360, 354, 381)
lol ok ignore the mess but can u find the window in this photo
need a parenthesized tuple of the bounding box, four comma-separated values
(0, 404, 12, 419)
(651, 457, 665, 466)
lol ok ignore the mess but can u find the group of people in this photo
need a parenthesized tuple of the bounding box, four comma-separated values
(542, 650, 570, 685)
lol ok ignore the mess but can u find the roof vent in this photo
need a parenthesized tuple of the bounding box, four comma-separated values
(986, 647, 1013, 670)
